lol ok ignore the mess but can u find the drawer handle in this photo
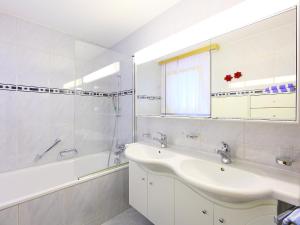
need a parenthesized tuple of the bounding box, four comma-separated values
(149, 182, 153, 185)
(201, 210, 207, 215)
(141, 177, 145, 181)
(218, 218, 225, 223)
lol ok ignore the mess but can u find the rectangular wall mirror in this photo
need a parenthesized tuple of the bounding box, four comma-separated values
(135, 8, 298, 122)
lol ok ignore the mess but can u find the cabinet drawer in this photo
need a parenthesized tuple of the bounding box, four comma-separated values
(214, 203, 276, 225)
(250, 108, 296, 120)
(250, 93, 296, 108)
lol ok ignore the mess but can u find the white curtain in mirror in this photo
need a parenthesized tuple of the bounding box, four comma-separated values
(164, 52, 210, 116)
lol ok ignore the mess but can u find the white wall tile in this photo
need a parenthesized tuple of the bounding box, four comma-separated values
(0, 91, 18, 172)
(50, 55, 75, 89)
(19, 190, 65, 225)
(0, 206, 18, 225)
(136, 116, 300, 173)
(49, 94, 75, 159)
(0, 13, 17, 44)
(16, 19, 58, 53)
(16, 46, 51, 87)
(63, 169, 129, 225)
(16, 92, 51, 169)
(16, 168, 129, 225)
(63, 179, 101, 225)
(0, 12, 132, 173)
(53, 33, 75, 59)
(0, 42, 17, 84)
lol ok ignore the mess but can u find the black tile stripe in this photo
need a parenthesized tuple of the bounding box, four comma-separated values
(0, 83, 17, 91)
(0, 83, 133, 98)
(211, 87, 296, 97)
(137, 95, 161, 100)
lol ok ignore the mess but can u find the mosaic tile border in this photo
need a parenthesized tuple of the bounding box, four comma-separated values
(211, 87, 296, 97)
(211, 90, 264, 97)
(137, 95, 161, 100)
(0, 83, 133, 98)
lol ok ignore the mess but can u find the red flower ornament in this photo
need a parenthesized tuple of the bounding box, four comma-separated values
(224, 74, 233, 82)
(234, 71, 242, 79)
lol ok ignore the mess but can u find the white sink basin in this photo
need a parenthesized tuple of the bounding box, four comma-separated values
(125, 143, 300, 205)
(179, 159, 269, 202)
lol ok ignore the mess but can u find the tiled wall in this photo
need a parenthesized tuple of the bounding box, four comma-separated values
(137, 117, 300, 174)
(0, 168, 129, 225)
(0, 12, 133, 173)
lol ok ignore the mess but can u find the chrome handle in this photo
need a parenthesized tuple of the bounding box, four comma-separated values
(59, 148, 78, 158)
(201, 210, 207, 215)
(45, 139, 61, 154)
(34, 138, 62, 161)
(218, 218, 225, 223)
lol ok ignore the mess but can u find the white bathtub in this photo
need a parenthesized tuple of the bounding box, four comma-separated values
(0, 151, 128, 211)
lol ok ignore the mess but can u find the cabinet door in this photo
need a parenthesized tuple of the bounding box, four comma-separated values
(250, 108, 296, 120)
(175, 180, 214, 225)
(148, 173, 174, 225)
(250, 93, 296, 108)
(212, 96, 249, 119)
(129, 161, 148, 217)
(214, 203, 276, 225)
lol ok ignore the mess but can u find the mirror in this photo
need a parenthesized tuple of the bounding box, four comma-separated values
(135, 8, 297, 121)
(211, 9, 297, 120)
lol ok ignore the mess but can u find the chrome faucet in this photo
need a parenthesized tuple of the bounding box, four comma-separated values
(216, 142, 232, 164)
(153, 132, 167, 148)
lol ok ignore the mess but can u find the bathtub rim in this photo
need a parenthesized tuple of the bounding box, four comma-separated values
(0, 162, 128, 211)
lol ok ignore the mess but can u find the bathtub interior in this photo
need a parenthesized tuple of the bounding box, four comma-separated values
(0, 152, 129, 210)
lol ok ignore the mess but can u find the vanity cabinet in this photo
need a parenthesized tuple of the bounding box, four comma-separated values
(214, 204, 276, 225)
(175, 180, 214, 225)
(129, 162, 174, 225)
(129, 161, 148, 217)
(129, 161, 276, 225)
(148, 173, 174, 225)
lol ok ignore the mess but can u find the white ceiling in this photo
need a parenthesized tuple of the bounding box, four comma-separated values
(0, 0, 181, 48)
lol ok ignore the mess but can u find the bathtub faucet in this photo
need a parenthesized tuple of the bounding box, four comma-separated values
(34, 138, 62, 162)
(114, 144, 126, 156)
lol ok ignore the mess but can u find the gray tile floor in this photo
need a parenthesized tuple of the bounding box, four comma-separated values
(101, 208, 153, 225)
